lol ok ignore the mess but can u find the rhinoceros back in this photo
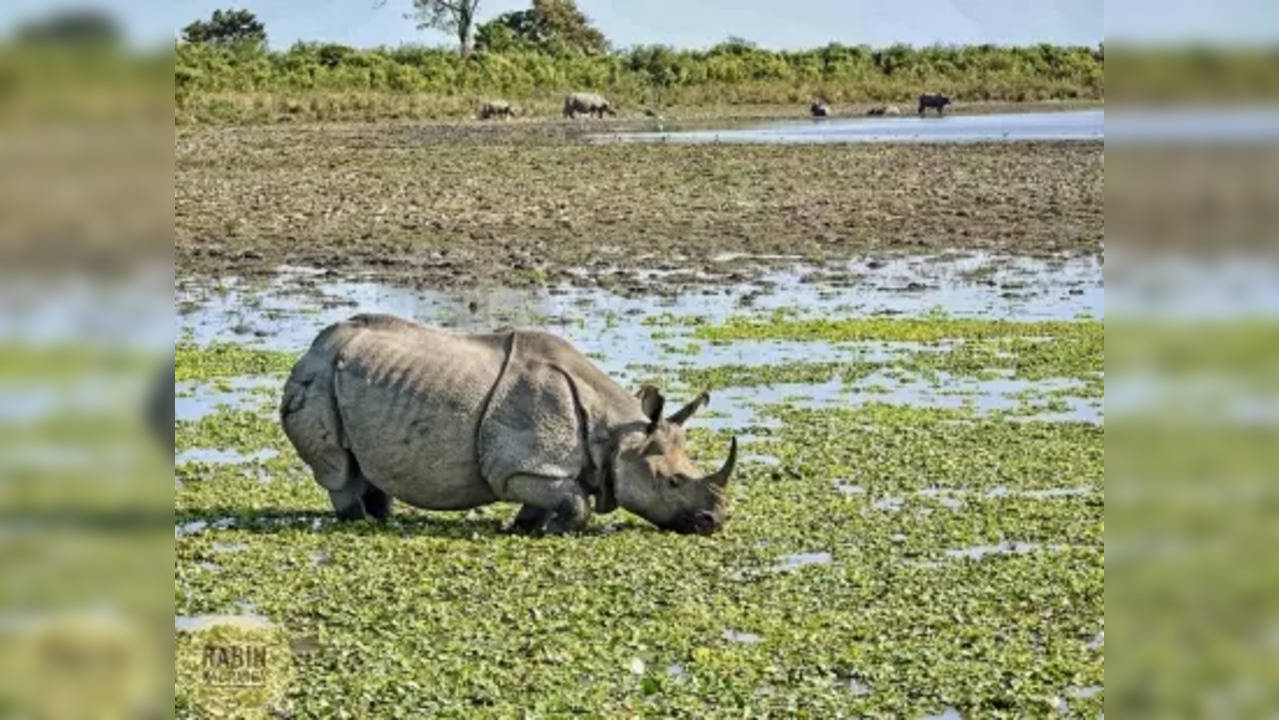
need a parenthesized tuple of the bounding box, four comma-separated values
(283, 315, 631, 510)
(284, 314, 510, 509)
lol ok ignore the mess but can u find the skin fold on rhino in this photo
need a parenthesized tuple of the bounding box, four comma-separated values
(280, 314, 736, 535)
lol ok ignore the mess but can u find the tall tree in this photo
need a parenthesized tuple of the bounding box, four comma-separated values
(181, 9, 266, 48)
(405, 0, 482, 55)
(532, 0, 607, 54)
(475, 0, 607, 55)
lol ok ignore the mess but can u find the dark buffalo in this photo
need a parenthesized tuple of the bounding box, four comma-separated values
(918, 93, 951, 116)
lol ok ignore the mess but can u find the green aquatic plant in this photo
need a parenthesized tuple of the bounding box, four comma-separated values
(177, 379, 1102, 717)
(176, 343, 296, 382)
(630, 319, 1101, 398)
(694, 316, 1101, 344)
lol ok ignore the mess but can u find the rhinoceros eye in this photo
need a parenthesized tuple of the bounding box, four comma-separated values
(667, 473, 693, 488)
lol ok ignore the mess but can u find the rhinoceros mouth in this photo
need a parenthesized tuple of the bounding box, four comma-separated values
(666, 510, 721, 536)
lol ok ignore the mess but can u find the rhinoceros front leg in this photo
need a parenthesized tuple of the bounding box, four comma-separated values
(506, 504, 554, 534)
(501, 475, 591, 534)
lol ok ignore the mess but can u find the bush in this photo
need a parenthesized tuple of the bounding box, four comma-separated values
(175, 40, 1105, 121)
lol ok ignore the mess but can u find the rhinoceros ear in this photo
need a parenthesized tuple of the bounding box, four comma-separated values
(636, 385, 665, 433)
(667, 391, 710, 426)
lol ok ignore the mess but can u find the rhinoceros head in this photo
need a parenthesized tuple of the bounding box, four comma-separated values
(611, 387, 737, 535)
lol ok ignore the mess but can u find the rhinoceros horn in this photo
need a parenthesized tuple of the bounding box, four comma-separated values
(667, 391, 710, 425)
(705, 436, 737, 488)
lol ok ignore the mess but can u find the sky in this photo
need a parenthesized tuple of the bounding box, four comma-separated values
(2, 0, 1274, 51)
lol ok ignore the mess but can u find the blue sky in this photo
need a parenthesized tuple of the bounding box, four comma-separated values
(5, 0, 1273, 50)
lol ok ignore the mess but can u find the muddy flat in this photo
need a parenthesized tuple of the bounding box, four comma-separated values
(176, 119, 1102, 290)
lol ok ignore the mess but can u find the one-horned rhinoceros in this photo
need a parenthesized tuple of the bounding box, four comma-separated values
(479, 100, 515, 120)
(563, 92, 616, 119)
(281, 314, 736, 535)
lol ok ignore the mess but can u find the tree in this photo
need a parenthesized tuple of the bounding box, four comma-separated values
(405, 0, 482, 55)
(532, 0, 607, 54)
(475, 0, 607, 55)
(181, 9, 266, 48)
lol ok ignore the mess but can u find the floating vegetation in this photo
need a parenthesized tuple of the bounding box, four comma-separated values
(177, 367, 1102, 717)
(175, 343, 296, 382)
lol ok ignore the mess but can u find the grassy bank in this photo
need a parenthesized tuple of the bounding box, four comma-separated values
(176, 41, 1103, 124)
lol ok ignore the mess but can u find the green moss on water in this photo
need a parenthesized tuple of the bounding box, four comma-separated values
(693, 314, 1102, 344)
(177, 392, 1102, 717)
(661, 360, 880, 389)
(633, 319, 1102, 396)
(176, 409, 287, 455)
(176, 343, 297, 382)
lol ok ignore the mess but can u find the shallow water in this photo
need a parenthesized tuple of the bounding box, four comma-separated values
(595, 110, 1102, 145)
(175, 447, 279, 465)
(178, 252, 1101, 353)
(176, 376, 278, 422)
(1068, 685, 1103, 699)
(722, 629, 763, 644)
(774, 551, 832, 572)
(944, 540, 1055, 560)
(174, 613, 273, 632)
(175, 252, 1101, 446)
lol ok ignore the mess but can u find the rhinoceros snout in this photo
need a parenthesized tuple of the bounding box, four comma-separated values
(669, 510, 721, 535)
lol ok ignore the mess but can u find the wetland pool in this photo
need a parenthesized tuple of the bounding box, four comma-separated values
(595, 109, 1103, 144)
(175, 250, 1104, 717)
(177, 251, 1102, 426)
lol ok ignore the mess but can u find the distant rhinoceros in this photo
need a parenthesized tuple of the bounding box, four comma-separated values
(563, 92, 616, 119)
(867, 105, 901, 116)
(810, 102, 829, 117)
(281, 314, 736, 535)
(479, 100, 515, 120)
(918, 93, 951, 116)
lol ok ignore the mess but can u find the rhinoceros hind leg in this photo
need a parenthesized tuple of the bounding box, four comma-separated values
(361, 483, 392, 522)
(324, 470, 368, 522)
(304, 448, 374, 522)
